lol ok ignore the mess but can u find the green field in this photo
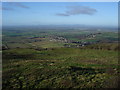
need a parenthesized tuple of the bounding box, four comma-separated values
(3, 29, 118, 49)
(3, 47, 119, 89)
(2, 28, 119, 89)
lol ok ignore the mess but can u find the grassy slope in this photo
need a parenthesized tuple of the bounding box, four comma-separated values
(85, 43, 119, 51)
(3, 48, 119, 89)
(2, 30, 119, 88)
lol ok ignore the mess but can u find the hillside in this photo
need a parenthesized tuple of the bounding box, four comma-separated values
(3, 47, 119, 89)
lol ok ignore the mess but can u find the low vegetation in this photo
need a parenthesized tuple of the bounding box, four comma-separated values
(3, 47, 119, 89)
(2, 28, 119, 89)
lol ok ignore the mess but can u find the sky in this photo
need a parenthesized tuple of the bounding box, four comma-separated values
(2, 2, 118, 27)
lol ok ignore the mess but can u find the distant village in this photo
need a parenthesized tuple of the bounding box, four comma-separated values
(48, 32, 102, 48)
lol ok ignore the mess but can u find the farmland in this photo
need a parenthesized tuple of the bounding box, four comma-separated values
(2, 26, 118, 49)
(2, 26, 119, 89)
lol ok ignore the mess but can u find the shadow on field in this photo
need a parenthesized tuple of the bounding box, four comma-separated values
(69, 66, 105, 75)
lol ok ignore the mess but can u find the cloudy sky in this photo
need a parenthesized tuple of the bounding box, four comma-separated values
(2, 2, 118, 27)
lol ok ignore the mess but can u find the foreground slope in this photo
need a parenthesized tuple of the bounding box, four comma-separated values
(3, 47, 119, 89)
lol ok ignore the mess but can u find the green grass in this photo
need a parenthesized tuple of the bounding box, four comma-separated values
(85, 43, 119, 51)
(3, 48, 118, 65)
(3, 47, 119, 89)
(3, 30, 118, 49)
(2, 29, 119, 89)
(32, 41, 65, 48)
